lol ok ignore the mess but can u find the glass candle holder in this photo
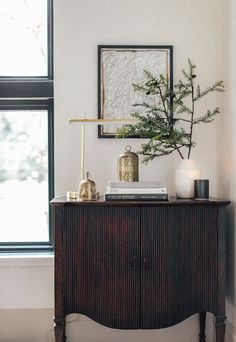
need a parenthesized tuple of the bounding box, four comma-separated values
(194, 179, 209, 199)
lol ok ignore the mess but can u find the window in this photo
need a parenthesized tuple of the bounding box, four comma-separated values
(0, 0, 54, 252)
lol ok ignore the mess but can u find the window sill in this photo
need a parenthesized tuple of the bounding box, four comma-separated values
(0, 253, 54, 267)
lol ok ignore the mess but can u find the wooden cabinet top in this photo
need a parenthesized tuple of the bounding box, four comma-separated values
(50, 196, 230, 207)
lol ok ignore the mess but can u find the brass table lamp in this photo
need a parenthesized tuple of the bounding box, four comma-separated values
(69, 117, 137, 181)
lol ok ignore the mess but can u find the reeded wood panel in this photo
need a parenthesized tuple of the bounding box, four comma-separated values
(140, 205, 218, 329)
(62, 205, 140, 329)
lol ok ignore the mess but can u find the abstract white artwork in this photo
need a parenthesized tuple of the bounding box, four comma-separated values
(98, 46, 173, 137)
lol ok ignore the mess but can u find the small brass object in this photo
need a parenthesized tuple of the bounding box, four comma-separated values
(66, 191, 79, 200)
(118, 145, 139, 182)
(79, 171, 97, 201)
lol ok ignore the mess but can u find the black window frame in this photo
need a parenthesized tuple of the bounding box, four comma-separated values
(0, 0, 54, 253)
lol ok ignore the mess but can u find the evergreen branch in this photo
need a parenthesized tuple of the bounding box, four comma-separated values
(117, 60, 224, 161)
(176, 103, 192, 114)
(196, 84, 201, 98)
(182, 68, 191, 81)
(132, 102, 153, 109)
(174, 80, 192, 100)
(155, 78, 185, 159)
(132, 103, 167, 115)
(193, 107, 220, 124)
(140, 143, 187, 163)
(187, 71, 195, 158)
(174, 117, 192, 123)
(188, 58, 196, 75)
(194, 81, 224, 101)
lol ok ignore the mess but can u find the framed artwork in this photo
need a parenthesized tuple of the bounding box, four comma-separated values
(98, 45, 173, 138)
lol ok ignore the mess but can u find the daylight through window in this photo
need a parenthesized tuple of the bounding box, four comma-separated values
(0, 0, 53, 251)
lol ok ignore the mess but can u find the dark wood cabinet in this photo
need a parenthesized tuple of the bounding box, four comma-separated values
(51, 197, 230, 342)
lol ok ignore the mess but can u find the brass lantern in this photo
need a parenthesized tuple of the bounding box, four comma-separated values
(118, 145, 139, 182)
(79, 171, 97, 201)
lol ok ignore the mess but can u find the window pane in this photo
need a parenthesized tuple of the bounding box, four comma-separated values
(0, 110, 49, 242)
(0, 0, 48, 76)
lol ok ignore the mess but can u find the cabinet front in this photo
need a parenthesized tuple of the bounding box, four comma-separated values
(62, 205, 140, 329)
(140, 205, 218, 329)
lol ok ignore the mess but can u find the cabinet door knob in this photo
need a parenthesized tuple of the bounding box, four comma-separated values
(144, 256, 151, 271)
(131, 256, 137, 271)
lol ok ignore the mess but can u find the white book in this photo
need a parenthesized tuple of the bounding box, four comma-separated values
(106, 186, 167, 194)
(109, 181, 163, 188)
(105, 193, 168, 201)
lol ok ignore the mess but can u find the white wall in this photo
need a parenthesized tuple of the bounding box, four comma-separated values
(0, 256, 53, 309)
(0, 0, 231, 341)
(54, 0, 225, 198)
(53, 0, 227, 340)
(218, 0, 236, 339)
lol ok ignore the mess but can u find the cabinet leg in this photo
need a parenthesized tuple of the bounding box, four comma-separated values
(54, 317, 66, 342)
(199, 312, 206, 342)
(215, 316, 226, 342)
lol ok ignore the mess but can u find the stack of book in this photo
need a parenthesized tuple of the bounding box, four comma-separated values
(105, 181, 168, 201)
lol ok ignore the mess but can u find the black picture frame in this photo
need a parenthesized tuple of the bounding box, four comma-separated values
(98, 45, 173, 138)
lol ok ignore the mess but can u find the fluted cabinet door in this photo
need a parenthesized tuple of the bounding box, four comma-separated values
(140, 205, 218, 329)
(62, 205, 140, 329)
